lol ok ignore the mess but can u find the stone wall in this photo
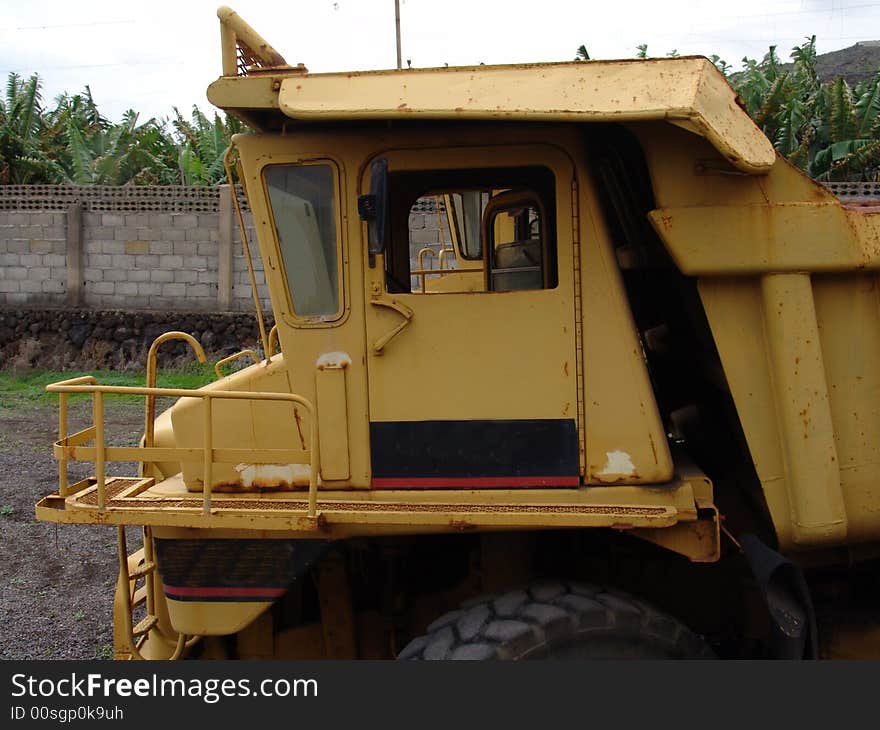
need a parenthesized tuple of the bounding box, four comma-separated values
(0, 308, 274, 371)
(0, 185, 269, 312)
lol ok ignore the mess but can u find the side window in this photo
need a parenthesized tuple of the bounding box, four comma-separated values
(484, 191, 547, 292)
(385, 166, 556, 294)
(264, 163, 341, 319)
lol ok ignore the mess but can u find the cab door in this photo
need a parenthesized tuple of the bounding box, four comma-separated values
(364, 144, 580, 488)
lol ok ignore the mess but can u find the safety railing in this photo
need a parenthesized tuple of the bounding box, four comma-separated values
(214, 349, 259, 379)
(411, 246, 484, 293)
(47, 377, 320, 518)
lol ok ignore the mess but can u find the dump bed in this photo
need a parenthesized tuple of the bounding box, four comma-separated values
(644, 127, 880, 551)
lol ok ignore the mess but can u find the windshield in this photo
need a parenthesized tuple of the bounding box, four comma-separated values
(264, 163, 339, 318)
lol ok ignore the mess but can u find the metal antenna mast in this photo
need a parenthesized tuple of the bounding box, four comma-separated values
(395, 0, 402, 69)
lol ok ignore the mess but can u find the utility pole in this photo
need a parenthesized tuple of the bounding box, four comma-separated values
(395, 0, 402, 69)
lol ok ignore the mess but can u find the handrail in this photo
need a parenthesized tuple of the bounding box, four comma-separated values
(56, 376, 97, 498)
(218, 6, 290, 76)
(438, 247, 455, 269)
(417, 247, 436, 270)
(224, 143, 270, 359)
(416, 248, 436, 293)
(48, 380, 320, 518)
(267, 324, 281, 360)
(214, 349, 259, 379)
(144, 332, 206, 470)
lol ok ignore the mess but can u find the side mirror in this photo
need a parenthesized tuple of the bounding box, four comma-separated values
(358, 158, 390, 264)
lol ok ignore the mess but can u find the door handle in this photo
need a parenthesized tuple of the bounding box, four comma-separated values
(370, 290, 414, 354)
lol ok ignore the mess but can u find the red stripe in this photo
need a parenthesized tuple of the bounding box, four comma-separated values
(371, 476, 581, 489)
(163, 585, 287, 599)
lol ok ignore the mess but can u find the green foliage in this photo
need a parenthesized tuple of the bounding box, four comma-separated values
(580, 36, 880, 180)
(729, 35, 880, 180)
(0, 73, 66, 184)
(173, 106, 244, 185)
(0, 73, 246, 186)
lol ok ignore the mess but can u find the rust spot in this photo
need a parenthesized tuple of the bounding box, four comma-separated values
(449, 520, 477, 531)
(397, 103, 409, 111)
(293, 407, 307, 450)
(454, 107, 464, 112)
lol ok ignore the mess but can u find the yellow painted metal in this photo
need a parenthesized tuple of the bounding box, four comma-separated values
(364, 143, 579, 433)
(44, 378, 320, 519)
(649, 203, 880, 275)
(172, 356, 312, 491)
(144, 332, 206, 475)
(37, 472, 701, 536)
(113, 526, 191, 660)
(223, 144, 270, 357)
(760, 274, 846, 546)
(637, 120, 880, 550)
(267, 324, 281, 358)
(631, 507, 721, 562)
(315, 358, 351, 481)
(217, 5, 290, 76)
(438, 248, 455, 269)
(368, 288, 414, 354)
(55, 376, 97, 496)
(259, 59, 773, 174)
(214, 349, 258, 379)
(577, 161, 673, 483)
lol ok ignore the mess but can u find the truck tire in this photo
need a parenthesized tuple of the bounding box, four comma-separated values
(398, 581, 714, 660)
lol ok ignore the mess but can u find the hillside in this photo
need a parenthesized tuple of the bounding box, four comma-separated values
(784, 40, 880, 84)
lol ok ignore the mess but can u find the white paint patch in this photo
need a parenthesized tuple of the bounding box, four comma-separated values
(598, 450, 636, 477)
(234, 463, 312, 488)
(316, 351, 352, 370)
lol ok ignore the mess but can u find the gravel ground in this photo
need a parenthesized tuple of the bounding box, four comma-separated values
(0, 399, 144, 660)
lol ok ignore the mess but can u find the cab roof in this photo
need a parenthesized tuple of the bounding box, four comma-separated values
(208, 6, 775, 174)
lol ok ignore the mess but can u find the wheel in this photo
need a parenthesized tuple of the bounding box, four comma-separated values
(398, 581, 715, 660)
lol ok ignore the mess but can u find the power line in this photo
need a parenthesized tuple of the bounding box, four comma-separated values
(13, 20, 135, 31)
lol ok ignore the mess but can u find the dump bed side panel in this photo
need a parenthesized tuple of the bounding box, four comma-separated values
(637, 122, 880, 551)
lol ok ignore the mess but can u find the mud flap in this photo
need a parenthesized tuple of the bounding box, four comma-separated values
(740, 534, 818, 659)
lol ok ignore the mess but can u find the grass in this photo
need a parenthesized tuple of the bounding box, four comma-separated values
(0, 363, 216, 407)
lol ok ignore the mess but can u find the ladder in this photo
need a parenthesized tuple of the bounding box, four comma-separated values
(114, 526, 194, 660)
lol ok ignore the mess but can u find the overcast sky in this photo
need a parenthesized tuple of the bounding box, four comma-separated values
(1, 0, 879, 123)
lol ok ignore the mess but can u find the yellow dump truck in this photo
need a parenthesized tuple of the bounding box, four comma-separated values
(35, 7, 880, 659)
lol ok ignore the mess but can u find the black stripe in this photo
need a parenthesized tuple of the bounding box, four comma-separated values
(370, 419, 579, 479)
(154, 538, 329, 588)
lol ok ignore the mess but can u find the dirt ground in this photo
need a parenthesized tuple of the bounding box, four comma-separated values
(0, 399, 144, 660)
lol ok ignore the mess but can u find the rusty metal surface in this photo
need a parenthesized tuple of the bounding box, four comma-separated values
(210, 57, 776, 174)
(37, 472, 699, 536)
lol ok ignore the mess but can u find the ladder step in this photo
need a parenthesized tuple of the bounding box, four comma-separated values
(128, 561, 156, 580)
(132, 614, 159, 637)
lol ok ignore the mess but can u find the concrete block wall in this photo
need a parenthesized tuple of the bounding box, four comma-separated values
(0, 185, 270, 312)
(408, 199, 454, 291)
(232, 218, 270, 312)
(0, 211, 68, 306)
(80, 210, 221, 310)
